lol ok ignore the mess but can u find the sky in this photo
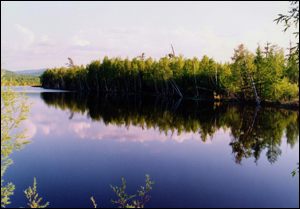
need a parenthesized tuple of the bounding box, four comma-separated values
(1, 1, 298, 71)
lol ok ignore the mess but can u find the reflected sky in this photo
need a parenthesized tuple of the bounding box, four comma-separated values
(23, 94, 214, 143)
(6, 89, 299, 208)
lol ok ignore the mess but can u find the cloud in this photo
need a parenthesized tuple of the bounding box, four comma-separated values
(5, 23, 292, 70)
(36, 35, 55, 47)
(71, 26, 237, 61)
(69, 121, 212, 144)
(12, 24, 58, 59)
(15, 24, 35, 48)
(31, 112, 65, 136)
(40, 125, 50, 135)
(71, 122, 91, 138)
(72, 35, 90, 47)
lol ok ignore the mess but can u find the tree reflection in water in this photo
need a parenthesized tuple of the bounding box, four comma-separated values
(41, 92, 299, 165)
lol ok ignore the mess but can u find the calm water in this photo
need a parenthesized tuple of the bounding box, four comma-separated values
(5, 87, 299, 208)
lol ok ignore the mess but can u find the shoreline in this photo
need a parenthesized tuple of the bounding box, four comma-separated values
(37, 85, 299, 111)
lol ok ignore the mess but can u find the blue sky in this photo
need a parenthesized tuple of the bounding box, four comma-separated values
(1, 1, 297, 71)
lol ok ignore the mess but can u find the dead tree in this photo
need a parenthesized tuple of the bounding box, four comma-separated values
(249, 75, 261, 106)
(168, 53, 174, 58)
(264, 42, 271, 58)
(66, 57, 75, 68)
(171, 44, 175, 56)
(166, 44, 183, 98)
(167, 44, 176, 58)
(137, 53, 145, 60)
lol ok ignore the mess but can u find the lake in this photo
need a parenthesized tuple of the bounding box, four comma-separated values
(5, 87, 299, 208)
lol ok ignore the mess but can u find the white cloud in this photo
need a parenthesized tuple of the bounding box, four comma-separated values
(15, 24, 35, 48)
(36, 35, 55, 46)
(68, 120, 217, 144)
(70, 122, 91, 138)
(72, 35, 90, 47)
(41, 125, 50, 135)
(12, 24, 57, 55)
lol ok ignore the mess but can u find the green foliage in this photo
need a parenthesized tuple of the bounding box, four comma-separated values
(89, 175, 154, 208)
(111, 178, 136, 208)
(111, 175, 154, 208)
(1, 158, 15, 208)
(273, 78, 298, 101)
(24, 178, 49, 208)
(1, 87, 30, 157)
(1, 72, 30, 208)
(285, 52, 299, 84)
(1, 181, 15, 208)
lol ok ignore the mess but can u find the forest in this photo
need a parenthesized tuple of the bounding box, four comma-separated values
(40, 44, 299, 105)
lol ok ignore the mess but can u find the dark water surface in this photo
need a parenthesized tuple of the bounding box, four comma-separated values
(6, 87, 299, 208)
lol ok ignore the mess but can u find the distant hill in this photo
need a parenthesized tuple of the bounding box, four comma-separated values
(1, 69, 41, 86)
(14, 69, 47, 76)
(1, 69, 16, 76)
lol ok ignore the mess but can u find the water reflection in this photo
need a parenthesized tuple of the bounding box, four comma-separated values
(41, 92, 299, 164)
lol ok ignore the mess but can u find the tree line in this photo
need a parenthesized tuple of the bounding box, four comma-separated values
(40, 44, 299, 103)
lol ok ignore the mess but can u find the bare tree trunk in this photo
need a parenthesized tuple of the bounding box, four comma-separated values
(171, 44, 176, 57)
(250, 75, 260, 106)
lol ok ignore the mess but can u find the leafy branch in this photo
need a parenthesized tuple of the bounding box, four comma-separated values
(24, 178, 49, 208)
(110, 175, 154, 208)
